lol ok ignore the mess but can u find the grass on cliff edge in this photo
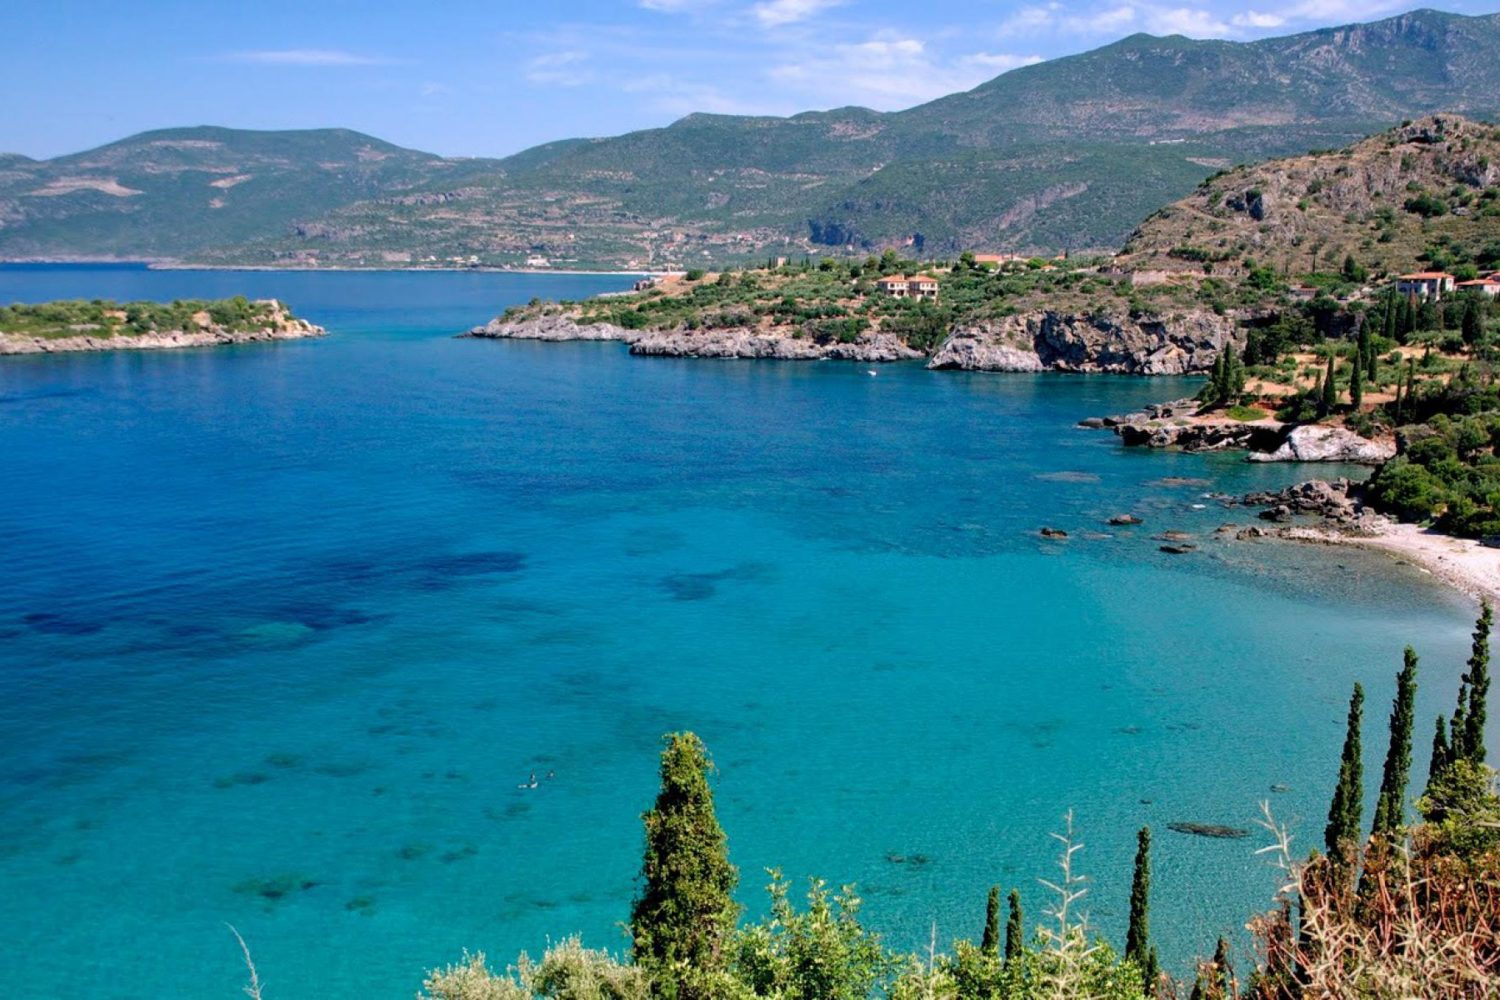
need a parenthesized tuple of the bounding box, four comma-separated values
(0, 296, 291, 339)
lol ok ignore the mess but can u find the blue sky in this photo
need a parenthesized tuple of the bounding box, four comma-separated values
(2, 0, 1490, 160)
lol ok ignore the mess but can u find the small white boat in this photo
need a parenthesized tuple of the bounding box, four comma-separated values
(866, 369, 879, 377)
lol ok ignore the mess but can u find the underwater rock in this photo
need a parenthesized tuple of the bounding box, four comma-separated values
(1159, 544, 1197, 554)
(1040, 527, 1069, 538)
(233, 874, 319, 900)
(1108, 514, 1143, 525)
(1167, 822, 1250, 839)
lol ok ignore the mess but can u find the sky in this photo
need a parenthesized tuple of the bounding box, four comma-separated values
(1, 0, 1492, 160)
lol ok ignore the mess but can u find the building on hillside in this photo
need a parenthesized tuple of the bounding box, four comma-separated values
(633, 277, 659, 292)
(875, 275, 939, 300)
(1456, 276, 1500, 297)
(972, 253, 1024, 268)
(1395, 271, 1456, 300)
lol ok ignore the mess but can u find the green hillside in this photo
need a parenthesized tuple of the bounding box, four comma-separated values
(0, 126, 484, 259)
(2, 9, 1500, 268)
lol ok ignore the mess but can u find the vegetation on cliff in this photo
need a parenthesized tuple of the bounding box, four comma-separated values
(415, 610, 1500, 1000)
(0, 295, 305, 340)
(1122, 115, 1500, 283)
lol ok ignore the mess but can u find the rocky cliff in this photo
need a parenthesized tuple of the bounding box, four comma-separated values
(463, 316, 923, 362)
(928, 309, 1238, 375)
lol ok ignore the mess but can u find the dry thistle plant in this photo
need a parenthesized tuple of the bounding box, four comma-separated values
(226, 924, 265, 1000)
(1248, 803, 1500, 999)
(1036, 810, 1103, 1000)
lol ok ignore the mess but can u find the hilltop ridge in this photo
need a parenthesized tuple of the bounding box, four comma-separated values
(2, 9, 1500, 268)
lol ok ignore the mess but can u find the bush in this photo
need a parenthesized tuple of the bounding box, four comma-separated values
(420, 940, 649, 1000)
(1367, 457, 1448, 521)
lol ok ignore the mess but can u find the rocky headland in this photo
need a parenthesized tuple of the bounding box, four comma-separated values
(1081, 398, 1396, 464)
(928, 309, 1238, 375)
(0, 300, 323, 356)
(464, 315, 925, 362)
(467, 308, 1234, 372)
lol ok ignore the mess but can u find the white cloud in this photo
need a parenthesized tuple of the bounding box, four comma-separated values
(1064, 5, 1140, 34)
(752, 0, 844, 28)
(1145, 7, 1232, 37)
(525, 50, 593, 87)
(769, 31, 1042, 108)
(223, 49, 393, 67)
(1232, 10, 1287, 28)
(997, 4, 1061, 36)
(621, 73, 774, 116)
(639, 0, 699, 10)
(1277, 0, 1405, 19)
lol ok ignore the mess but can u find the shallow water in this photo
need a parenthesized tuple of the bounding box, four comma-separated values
(0, 264, 1488, 997)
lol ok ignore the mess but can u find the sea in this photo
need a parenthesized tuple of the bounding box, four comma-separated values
(0, 264, 1486, 997)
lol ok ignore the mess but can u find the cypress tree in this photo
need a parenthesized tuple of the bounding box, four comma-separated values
(630, 732, 739, 990)
(1463, 298, 1484, 347)
(1460, 601, 1491, 764)
(1372, 648, 1419, 839)
(980, 885, 1001, 956)
(1450, 683, 1469, 769)
(1384, 292, 1398, 343)
(1211, 936, 1234, 998)
(1125, 827, 1154, 993)
(1321, 353, 1337, 411)
(1324, 683, 1365, 860)
(1426, 714, 1451, 794)
(1350, 359, 1364, 409)
(1004, 888, 1023, 963)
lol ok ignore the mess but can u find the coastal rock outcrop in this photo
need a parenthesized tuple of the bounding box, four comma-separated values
(1246, 425, 1396, 465)
(464, 316, 923, 362)
(929, 309, 1238, 375)
(1237, 478, 1385, 530)
(1089, 398, 1287, 453)
(629, 328, 921, 362)
(464, 315, 637, 343)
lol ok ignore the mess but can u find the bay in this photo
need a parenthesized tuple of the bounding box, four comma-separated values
(0, 264, 1483, 997)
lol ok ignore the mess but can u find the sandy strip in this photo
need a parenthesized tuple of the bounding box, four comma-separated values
(1280, 521, 1500, 604)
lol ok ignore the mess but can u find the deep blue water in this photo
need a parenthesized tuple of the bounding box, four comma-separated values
(0, 264, 1488, 997)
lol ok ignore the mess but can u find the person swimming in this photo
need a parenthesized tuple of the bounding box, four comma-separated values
(518, 771, 538, 789)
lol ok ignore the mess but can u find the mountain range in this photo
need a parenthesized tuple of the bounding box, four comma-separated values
(2, 8, 1499, 270)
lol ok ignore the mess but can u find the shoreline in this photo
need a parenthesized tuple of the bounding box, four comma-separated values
(0, 325, 324, 356)
(0, 259, 654, 277)
(1274, 520, 1500, 604)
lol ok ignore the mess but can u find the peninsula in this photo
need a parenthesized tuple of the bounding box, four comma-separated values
(0, 296, 323, 355)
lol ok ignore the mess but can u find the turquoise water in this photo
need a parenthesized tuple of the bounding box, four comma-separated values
(0, 264, 1488, 998)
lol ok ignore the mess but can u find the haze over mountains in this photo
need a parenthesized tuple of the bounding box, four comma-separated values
(2, 8, 1499, 269)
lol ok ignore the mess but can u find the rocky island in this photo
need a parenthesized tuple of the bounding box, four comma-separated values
(0, 296, 323, 355)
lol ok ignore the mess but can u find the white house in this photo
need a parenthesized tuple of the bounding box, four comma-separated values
(876, 274, 939, 300)
(1456, 276, 1500, 298)
(1395, 272, 1456, 299)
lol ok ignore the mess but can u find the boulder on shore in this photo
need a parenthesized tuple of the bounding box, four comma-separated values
(1247, 425, 1395, 464)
